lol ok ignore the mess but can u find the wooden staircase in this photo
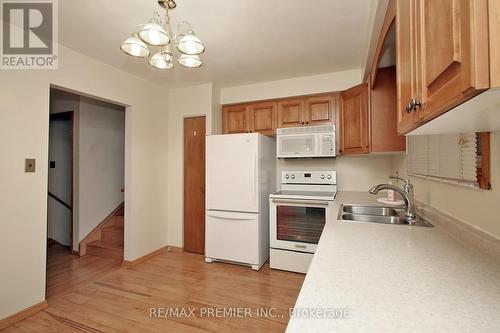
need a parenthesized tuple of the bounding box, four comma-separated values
(82, 205, 124, 261)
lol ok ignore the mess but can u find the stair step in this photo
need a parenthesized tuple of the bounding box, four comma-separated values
(101, 225, 124, 245)
(113, 216, 124, 227)
(87, 240, 123, 261)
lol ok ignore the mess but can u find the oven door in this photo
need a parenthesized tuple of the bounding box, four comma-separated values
(270, 198, 331, 253)
(277, 134, 317, 158)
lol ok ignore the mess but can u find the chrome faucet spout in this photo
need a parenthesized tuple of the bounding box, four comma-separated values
(369, 183, 416, 224)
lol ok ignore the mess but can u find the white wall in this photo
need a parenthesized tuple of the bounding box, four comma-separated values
(220, 69, 362, 104)
(167, 84, 215, 247)
(277, 154, 397, 192)
(78, 98, 125, 241)
(0, 45, 169, 320)
(47, 120, 72, 246)
(392, 131, 500, 240)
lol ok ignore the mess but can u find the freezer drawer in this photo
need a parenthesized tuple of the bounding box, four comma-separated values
(205, 210, 260, 265)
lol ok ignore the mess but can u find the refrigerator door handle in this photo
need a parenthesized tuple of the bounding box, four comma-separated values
(253, 151, 257, 206)
(207, 210, 256, 221)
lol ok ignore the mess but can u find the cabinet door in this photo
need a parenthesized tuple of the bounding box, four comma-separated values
(277, 99, 305, 128)
(396, 0, 423, 134)
(339, 83, 369, 154)
(222, 105, 248, 134)
(247, 102, 277, 135)
(419, 0, 488, 121)
(305, 95, 335, 125)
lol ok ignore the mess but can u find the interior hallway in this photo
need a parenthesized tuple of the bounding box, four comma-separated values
(4, 245, 304, 332)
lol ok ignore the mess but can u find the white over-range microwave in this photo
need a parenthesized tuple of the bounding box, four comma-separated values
(276, 124, 336, 158)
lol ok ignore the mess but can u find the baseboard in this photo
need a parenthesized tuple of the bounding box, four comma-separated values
(417, 202, 500, 264)
(79, 202, 124, 256)
(0, 300, 48, 330)
(122, 246, 169, 267)
(166, 246, 184, 253)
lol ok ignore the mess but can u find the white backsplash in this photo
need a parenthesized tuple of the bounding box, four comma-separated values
(276, 154, 402, 192)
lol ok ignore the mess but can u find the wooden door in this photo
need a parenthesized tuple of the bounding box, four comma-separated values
(419, 0, 489, 121)
(304, 95, 335, 125)
(184, 116, 206, 254)
(396, 0, 423, 134)
(339, 83, 369, 154)
(371, 67, 406, 152)
(277, 99, 305, 128)
(222, 105, 248, 134)
(247, 102, 277, 135)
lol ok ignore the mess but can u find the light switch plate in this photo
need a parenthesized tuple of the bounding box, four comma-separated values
(25, 158, 36, 173)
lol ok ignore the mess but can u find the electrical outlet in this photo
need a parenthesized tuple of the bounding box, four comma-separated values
(25, 158, 36, 173)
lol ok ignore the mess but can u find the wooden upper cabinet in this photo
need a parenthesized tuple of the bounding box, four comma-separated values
(396, 0, 424, 134)
(396, 0, 490, 134)
(371, 67, 406, 152)
(222, 105, 248, 134)
(277, 99, 305, 128)
(339, 83, 369, 154)
(247, 102, 277, 135)
(305, 95, 335, 125)
(419, 0, 489, 121)
(221, 94, 335, 137)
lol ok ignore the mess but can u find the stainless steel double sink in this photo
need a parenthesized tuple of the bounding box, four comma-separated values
(339, 204, 433, 227)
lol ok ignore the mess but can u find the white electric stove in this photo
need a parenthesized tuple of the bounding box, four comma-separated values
(269, 171, 337, 273)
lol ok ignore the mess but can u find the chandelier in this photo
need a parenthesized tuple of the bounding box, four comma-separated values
(120, 0, 205, 69)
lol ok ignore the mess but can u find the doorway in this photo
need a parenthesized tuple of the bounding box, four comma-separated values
(47, 110, 74, 252)
(46, 87, 126, 298)
(183, 116, 206, 254)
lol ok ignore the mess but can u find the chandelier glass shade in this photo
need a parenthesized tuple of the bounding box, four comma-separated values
(149, 48, 174, 69)
(120, 0, 205, 70)
(120, 34, 150, 58)
(178, 54, 202, 68)
(138, 20, 170, 46)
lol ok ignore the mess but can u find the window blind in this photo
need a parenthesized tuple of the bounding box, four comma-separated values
(407, 133, 479, 187)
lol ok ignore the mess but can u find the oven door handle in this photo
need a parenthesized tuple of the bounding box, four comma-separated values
(272, 198, 330, 206)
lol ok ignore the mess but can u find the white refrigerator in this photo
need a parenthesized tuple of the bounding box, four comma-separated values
(205, 133, 276, 270)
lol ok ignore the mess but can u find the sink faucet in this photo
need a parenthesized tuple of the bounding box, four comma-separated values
(369, 176, 416, 224)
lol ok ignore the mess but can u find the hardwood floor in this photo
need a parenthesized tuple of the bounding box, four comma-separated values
(4, 245, 304, 332)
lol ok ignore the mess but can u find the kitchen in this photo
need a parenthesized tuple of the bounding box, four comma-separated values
(2, 0, 500, 332)
(197, 0, 500, 331)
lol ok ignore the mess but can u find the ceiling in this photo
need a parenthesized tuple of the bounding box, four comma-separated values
(59, 0, 376, 88)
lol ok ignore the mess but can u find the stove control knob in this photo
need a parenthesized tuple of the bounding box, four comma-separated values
(285, 174, 290, 179)
(321, 175, 325, 179)
(291, 174, 295, 179)
(327, 174, 332, 180)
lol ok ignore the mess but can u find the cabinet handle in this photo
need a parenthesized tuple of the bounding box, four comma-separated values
(406, 99, 424, 113)
(406, 100, 415, 113)
(301, 122, 305, 125)
(413, 99, 424, 109)
(306, 121, 309, 124)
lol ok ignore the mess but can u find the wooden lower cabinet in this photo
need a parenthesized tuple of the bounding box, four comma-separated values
(339, 83, 370, 154)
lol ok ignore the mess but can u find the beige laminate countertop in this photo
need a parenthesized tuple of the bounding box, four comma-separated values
(286, 191, 500, 333)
